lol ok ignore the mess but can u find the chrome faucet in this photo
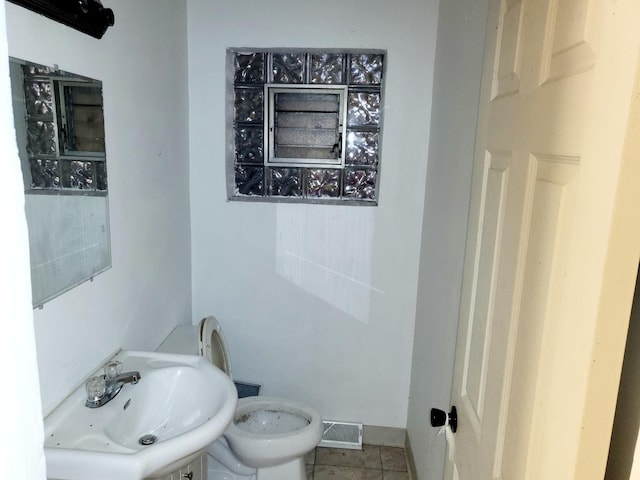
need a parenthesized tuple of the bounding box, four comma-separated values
(85, 361, 141, 408)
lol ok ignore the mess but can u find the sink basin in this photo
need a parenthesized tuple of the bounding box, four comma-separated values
(43, 350, 237, 479)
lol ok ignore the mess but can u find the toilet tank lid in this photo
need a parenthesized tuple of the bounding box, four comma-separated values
(156, 325, 199, 355)
(199, 315, 232, 378)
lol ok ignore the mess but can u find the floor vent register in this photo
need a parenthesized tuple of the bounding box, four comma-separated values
(319, 421, 363, 450)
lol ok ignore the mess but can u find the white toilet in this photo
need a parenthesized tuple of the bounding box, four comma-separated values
(157, 316, 323, 480)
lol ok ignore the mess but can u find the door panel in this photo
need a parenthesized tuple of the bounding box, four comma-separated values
(502, 156, 579, 479)
(541, 0, 601, 82)
(493, 0, 525, 99)
(461, 152, 510, 432)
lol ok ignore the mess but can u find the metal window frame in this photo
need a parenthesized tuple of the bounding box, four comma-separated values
(264, 83, 348, 168)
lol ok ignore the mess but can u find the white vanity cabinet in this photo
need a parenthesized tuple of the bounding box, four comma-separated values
(149, 452, 207, 480)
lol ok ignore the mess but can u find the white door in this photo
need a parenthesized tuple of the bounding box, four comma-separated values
(447, 0, 640, 478)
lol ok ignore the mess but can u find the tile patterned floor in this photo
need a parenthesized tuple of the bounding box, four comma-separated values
(305, 444, 411, 480)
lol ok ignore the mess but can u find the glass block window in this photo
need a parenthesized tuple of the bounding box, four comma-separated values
(228, 49, 385, 205)
(18, 64, 107, 194)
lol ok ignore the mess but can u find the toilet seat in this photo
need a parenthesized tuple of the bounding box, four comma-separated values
(199, 316, 232, 378)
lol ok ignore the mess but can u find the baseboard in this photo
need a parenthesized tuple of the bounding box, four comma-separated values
(362, 425, 407, 447)
(405, 433, 419, 480)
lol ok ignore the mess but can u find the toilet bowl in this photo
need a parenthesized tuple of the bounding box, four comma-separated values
(225, 396, 322, 477)
(157, 316, 322, 480)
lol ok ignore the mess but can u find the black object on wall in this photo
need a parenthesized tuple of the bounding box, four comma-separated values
(7, 0, 114, 39)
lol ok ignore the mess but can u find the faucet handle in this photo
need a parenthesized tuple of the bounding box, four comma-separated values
(104, 360, 122, 379)
(86, 376, 106, 401)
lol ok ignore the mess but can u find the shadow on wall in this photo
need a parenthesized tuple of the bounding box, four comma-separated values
(605, 263, 640, 479)
(275, 204, 382, 324)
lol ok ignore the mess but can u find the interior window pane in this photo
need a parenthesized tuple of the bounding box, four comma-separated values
(270, 167, 302, 196)
(61, 160, 95, 190)
(235, 126, 264, 163)
(25, 81, 54, 116)
(276, 92, 339, 112)
(310, 54, 345, 84)
(349, 54, 384, 84)
(343, 168, 377, 200)
(271, 53, 306, 83)
(234, 88, 263, 123)
(275, 146, 338, 160)
(307, 168, 341, 198)
(27, 120, 57, 155)
(276, 127, 338, 148)
(347, 92, 380, 127)
(96, 161, 108, 191)
(234, 53, 265, 84)
(346, 130, 379, 165)
(235, 165, 264, 196)
(29, 158, 59, 189)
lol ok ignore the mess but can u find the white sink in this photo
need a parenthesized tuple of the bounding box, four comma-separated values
(43, 350, 237, 479)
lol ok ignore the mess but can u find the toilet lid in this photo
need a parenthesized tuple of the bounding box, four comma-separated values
(198, 315, 232, 378)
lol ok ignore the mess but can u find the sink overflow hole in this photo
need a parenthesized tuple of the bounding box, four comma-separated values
(124, 399, 131, 410)
(139, 434, 157, 446)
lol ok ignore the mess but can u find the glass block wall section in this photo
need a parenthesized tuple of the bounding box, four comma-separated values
(230, 50, 384, 205)
(21, 65, 107, 194)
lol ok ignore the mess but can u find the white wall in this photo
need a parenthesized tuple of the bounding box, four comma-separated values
(188, 0, 439, 427)
(5, 0, 192, 415)
(407, 0, 489, 479)
(0, 2, 46, 478)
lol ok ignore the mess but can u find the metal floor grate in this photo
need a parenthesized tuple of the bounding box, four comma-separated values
(319, 421, 363, 450)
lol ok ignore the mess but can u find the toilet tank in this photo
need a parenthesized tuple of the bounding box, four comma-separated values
(156, 325, 199, 355)
(157, 322, 262, 399)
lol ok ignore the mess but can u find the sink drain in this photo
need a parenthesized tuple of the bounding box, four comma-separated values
(139, 434, 157, 446)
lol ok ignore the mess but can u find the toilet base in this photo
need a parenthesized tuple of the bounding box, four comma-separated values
(207, 454, 307, 480)
(256, 458, 306, 480)
(208, 453, 255, 480)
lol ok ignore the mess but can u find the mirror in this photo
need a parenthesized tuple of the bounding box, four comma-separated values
(9, 58, 111, 308)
